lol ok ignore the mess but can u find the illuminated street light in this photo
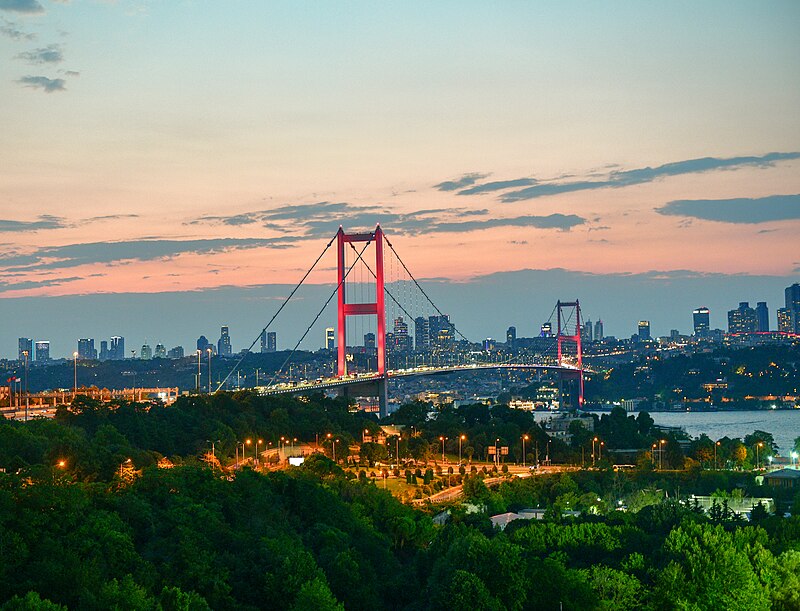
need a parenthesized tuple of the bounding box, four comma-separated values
(522, 434, 529, 468)
(459, 434, 466, 466)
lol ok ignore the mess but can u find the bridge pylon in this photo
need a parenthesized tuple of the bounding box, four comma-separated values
(336, 225, 388, 416)
(556, 299, 584, 408)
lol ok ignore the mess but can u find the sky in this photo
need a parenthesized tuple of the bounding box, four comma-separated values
(1, 1, 799, 358)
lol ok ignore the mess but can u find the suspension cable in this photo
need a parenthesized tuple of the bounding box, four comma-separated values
(265, 242, 371, 388)
(380, 236, 473, 345)
(213, 234, 337, 393)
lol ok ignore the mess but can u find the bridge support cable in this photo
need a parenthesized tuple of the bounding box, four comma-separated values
(381, 236, 473, 346)
(266, 241, 371, 389)
(213, 235, 337, 394)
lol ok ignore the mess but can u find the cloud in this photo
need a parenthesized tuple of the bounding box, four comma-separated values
(17, 75, 65, 92)
(0, 0, 43, 13)
(497, 152, 800, 202)
(82, 214, 140, 223)
(433, 173, 489, 192)
(429, 214, 585, 233)
(0, 215, 66, 232)
(457, 178, 537, 196)
(0, 237, 302, 272)
(656, 194, 800, 224)
(0, 18, 35, 39)
(0, 276, 82, 294)
(15, 43, 62, 64)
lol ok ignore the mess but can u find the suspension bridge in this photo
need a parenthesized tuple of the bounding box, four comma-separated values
(220, 225, 586, 417)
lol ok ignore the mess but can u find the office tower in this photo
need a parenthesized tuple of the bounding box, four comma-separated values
(325, 327, 335, 350)
(140, 343, 152, 360)
(35, 340, 50, 362)
(594, 320, 604, 341)
(582, 320, 593, 343)
(217, 326, 232, 357)
(540, 322, 552, 337)
(267, 331, 276, 352)
(393, 317, 411, 352)
(18, 337, 32, 362)
(99, 340, 109, 361)
(197, 335, 210, 353)
(77, 338, 96, 360)
(728, 302, 757, 334)
(777, 308, 792, 333)
(638, 321, 651, 341)
(506, 326, 516, 351)
(167, 346, 184, 359)
(670, 329, 680, 340)
(414, 317, 430, 352)
(364, 332, 376, 349)
(154, 343, 167, 358)
(483, 338, 495, 351)
(693, 307, 710, 337)
(785, 283, 800, 333)
(110, 336, 125, 360)
(429, 315, 454, 349)
(755, 302, 769, 332)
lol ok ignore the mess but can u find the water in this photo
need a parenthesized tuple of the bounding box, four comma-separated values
(645, 410, 800, 455)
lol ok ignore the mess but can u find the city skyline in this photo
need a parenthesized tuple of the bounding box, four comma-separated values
(1, 2, 799, 358)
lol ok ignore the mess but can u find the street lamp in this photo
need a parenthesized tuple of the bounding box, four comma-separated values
(196, 350, 201, 393)
(660, 439, 667, 470)
(246, 438, 252, 464)
(256, 438, 263, 466)
(333, 439, 339, 464)
(22, 350, 29, 422)
(73, 351, 78, 398)
(459, 434, 466, 466)
(495, 437, 500, 468)
(593, 437, 598, 467)
(715, 441, 721, 470)
(439, 436, 447, 463)
(207, 348, 213, 393)
(522, 434, 529, 468)
(756, 442, 764, 470)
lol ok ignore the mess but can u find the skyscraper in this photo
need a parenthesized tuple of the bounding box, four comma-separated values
(777, 308, 792, 333)
(728, 302, 757, 334)
(197, 335, 210, 353)
(267, 331, 277, 352)
(785, 283, 800, 333)
(364, 332, 376, 350)
(77, 338, 96, 360)
(154, 343, 167, 359)
(18, 337, 32, 362)
(393, 317, 411, 352)
(638, 321, 651, 341)
(582, 320, 593, 343)
(506, 326, 516, 351)
(594, 320, 604, 341)
(755, 302, 769, 332)
(540, 323, 552, 337)
(729, 302, 759, 334)
(110, 336, 125, 360)
(693, 307, 710, 337)
(428, 315, 454, 349)
(140, 343, 153, 360)
(35, 340, 50, 362)
(325, 327, 335, 350)
(99, 340, 109, 361)
(218, 326, 232, 357)
(414, 317, 430, 352)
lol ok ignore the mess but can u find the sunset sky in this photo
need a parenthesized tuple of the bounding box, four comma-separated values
(1, 1, 799, 358)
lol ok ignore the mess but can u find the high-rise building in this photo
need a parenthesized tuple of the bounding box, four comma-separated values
(393, 317, 412, 352)
(110, 336, 125, 360)
(777, 308, 792, 333)
(594, 320, 604, 341)
(429, 315, 454, 349)
(197, 335, 210, 353)
(154, 343, 167, 358)
(637, 321, 651, 341)
(18, 337, 32, 362)
(414, 317, 430, 352)
(140, 343, 152, 360)
(506, 326, 516, 351)
(693, 307, 710, 337)
(99, 340, 109, 361)
(755, 302, 769, 332)
(785, 283, 800, 333)
(728, 302, 757, 334)
(325, 327, 335, 350)
(267, 331, 276, 352)
(540, 322, 552, 337)
(35, 340, 50, 362)
(582, 320, 593, 343)
(364, 332, 376, 350)
(167, 346, 184, 359)
(483, 338, 495, 351)
(77, 338, 96, 360)
(217, 326, 232, 357)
